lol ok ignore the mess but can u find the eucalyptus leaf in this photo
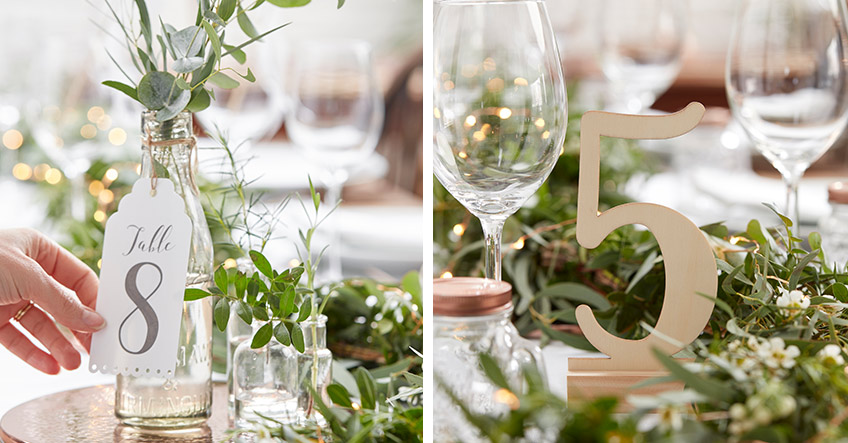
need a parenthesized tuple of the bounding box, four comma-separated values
(186, 87, 211, 112)
(101, 81, 138, 101)
(173, 57, 205, 73)
(200, 21, 221, 61)
(209, 71, 239, 89)
(156, 88, 190, 121)
(217, 0, 237, 21)
(327, 384, 353, 408)
(223, 44, 247, 64)
(137, 71, 177, 110)
(171, 26, 205, 58)
(202, 10, 225, 26)
(236, 6, 259, 39)
(268, 0, 311, 6)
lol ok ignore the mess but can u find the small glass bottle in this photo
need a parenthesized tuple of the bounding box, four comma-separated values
(819, 181, 848, 270)
(297, 315, 333, 426)
(227, 258, 258, 423)
(115, 111, 215, 428)
(233, 321, 299, 427)
(433, 277, 545, 443)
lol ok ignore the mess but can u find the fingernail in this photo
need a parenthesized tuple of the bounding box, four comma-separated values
(83, 309, 105, 330)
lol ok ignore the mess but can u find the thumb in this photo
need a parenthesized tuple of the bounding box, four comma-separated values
(15, 256, 105, 332)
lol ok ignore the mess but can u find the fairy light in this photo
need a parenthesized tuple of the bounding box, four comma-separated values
(98, 189, 115, 204)
(512, 238, 525, 250)
(494, 388, 520, 410)
(223, 258, 238, 269)
(486, 78, 504, 92)
(458, 151, 468, 159)
(482, 57, 496, 71)
(3, 129, 23, 150)
(93, 210, 106, 223)
(464, 115, 477, 127)
(87, 106, 105, 123)
(443, 81, 455, 91)
(88, 180, 105, 196)
(729, 236, 746, 245)
(351, 402, 361, 411)
(472, 131, 486, 142)
(104, 168, 119, 182)
(433, 108, 441, 119)
(535, 118, 546, 129)
(461, 64, 478, 78)
(498, 107, 512, 119)
(513, 77, 528, 86)
(12, 163, 32, 181)
(440, 271, 453, 279)
(45, 168, 62, 185)
(109, 128, 127, 146)
(135, 164, 142, 175)
(560, 145, 565, 156)
(481, 123, 492, 134)
(452, 223, 466, 236)
(541, 130, 550, 140)
(33, 164, 50, 181)
(80, 124, 97, 139)
(96, 115, 112, 131)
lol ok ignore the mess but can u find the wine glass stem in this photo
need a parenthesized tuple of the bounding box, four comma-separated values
(784, 176, 801, 231)
(480, 217, 505, 281)
(325, 181, 343, 281)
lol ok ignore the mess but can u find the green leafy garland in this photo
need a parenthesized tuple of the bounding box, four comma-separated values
(448, 211, 848, 442)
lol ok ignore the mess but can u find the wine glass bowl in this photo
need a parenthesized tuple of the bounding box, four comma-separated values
(599, 0, 686, 113)
(726, 0, 848, 225)
(287, 40, 384, 174)
(434, 0, 567, 279)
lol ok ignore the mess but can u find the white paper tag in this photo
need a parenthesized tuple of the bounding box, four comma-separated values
(89, 179, 192, 378)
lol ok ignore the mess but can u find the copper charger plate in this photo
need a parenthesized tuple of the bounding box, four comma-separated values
(0, 383, 229, 443)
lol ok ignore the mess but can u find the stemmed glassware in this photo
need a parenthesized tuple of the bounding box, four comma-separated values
(599, 0, 686, 113)
(726, 0, 848, 226)
(287, 40, 384, 280)
(433, 0, 567, 280)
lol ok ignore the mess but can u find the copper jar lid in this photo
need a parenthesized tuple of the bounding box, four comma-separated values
(433, 277, 512, 316)
(829, 181, 848, 205)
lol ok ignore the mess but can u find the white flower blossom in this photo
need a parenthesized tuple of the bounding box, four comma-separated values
(776, 289, 810, 309)
(818, 344, 845, 366)
(656, 404, 683, 432)
(757, 337, 800, 369)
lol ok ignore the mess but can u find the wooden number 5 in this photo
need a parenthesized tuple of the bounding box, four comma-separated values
(573, 102, 717, 371)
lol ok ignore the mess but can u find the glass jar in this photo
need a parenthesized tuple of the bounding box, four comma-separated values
(297, 315, 333, 426)
(819, 181, 848, 270)
(433, 277, 545, 443)
(115, 111, 215, 428)
(233, 321, 299, 427)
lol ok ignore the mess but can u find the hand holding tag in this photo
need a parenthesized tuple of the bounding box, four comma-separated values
(89, 179, 192, 377)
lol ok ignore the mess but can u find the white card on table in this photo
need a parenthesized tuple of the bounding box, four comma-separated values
(89, 179, 191, 378)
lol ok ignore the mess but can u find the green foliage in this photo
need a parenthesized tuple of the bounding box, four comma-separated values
(100, 0, 324, 121)
(451, 215, 848, 442)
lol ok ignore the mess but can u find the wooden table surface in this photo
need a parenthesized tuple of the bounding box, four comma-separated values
(0, 383, 229, 443)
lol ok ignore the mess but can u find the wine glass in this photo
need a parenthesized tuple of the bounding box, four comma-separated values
(287, 40, 384, 280)
(196, 44, 286, 146)
(434, 0, 567, 280)
(726, 0, 848, 226)
(599, 0, 686, 113)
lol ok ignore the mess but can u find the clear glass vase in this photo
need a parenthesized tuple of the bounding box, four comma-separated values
(233, 321, 299, 427)
(227, 258, 258, 423)
(297, 315, 332, 426)
(114, 111, 215, 428)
